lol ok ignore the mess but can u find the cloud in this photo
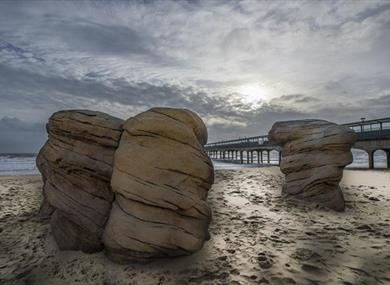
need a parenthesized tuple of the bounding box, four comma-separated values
(269, 94, 320, 105)
(0, 39, 45, 64)
(55, 19, 154, 56)
(0, 117, 46, 153)
(366, 94, 390, 106)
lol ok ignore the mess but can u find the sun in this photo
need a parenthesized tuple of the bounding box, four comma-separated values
(236, 83, 269, 104)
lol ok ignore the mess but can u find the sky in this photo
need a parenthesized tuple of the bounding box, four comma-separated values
(0, 0, 390, 152)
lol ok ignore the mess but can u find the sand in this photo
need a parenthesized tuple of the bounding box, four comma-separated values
(0, 168, 389, 285)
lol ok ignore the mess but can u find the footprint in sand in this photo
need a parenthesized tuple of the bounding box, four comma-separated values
(270, 276, 297, 285)
(301, 263, 324, 275)
(291, 248, 321, 261)
(255, 251, 274, 269)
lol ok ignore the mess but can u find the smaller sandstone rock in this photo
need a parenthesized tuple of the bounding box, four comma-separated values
(268, 119, 356, 211)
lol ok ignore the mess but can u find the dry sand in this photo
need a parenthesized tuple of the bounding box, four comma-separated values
(0, 168, 389, 285)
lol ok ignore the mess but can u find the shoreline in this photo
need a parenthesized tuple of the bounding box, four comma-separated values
(1, 158, 389, 177)
(0, 167, 389, 284)
(0, 174, 41, 178)
(1, 167, 389, 179)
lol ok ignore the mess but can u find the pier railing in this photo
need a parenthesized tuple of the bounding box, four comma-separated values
(205, 135, 270, 150)
(343, 117, 390, 141)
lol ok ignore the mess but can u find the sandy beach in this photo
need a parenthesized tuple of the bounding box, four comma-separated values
(1, 167, 389, 285)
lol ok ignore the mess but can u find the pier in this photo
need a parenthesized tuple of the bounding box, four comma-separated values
(205, 117, 390, 169)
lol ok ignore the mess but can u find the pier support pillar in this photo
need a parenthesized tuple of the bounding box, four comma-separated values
(278, 151, 282, 166)
(267, 150, 270, 164)
(250, 151, 253, 163)
(387, 150, 390, 169)
(368, 150, 374, 169)
(246, 151, 249, 164)
(257, 151, 260, 164)
(260, 151, 263, 163)
(240, 151, 243, 164)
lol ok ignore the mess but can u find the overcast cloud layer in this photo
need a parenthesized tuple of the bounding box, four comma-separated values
(0, 0, 390, 152)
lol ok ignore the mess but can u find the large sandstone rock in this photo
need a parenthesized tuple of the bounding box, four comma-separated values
(36, 108, 214, 261)
(268, 120, 356, 211)
(103, 108, 214, 263)
(37, 110, 123, 252)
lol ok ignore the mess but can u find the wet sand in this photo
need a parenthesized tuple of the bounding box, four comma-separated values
(0, 168, 389, 284)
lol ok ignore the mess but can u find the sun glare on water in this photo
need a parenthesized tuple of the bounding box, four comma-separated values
(236, 83, 270, 104)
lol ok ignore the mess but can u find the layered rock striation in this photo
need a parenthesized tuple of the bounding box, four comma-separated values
(103, 108, 214, 263)
(37, 110, 123, 252)
(268, 120, 357, 211)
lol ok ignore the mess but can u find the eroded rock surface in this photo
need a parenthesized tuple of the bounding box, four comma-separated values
(37, 110, 123, 252)
(103, 108, 214, 263)
(268, 120, 356, 211)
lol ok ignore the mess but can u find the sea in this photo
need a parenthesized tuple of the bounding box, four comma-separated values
(0, 150, 387, 176)
(0, 153, 40, 176)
